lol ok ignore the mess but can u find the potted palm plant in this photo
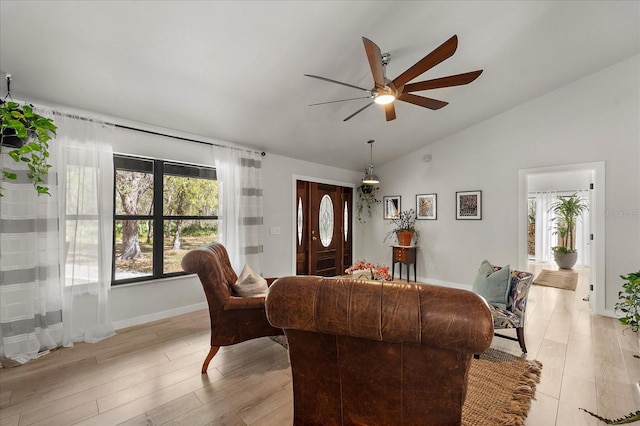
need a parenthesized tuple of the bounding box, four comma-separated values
(384, 209, 419, 246)
(549, 193, 588, 269)
(0, 100, 57, 196)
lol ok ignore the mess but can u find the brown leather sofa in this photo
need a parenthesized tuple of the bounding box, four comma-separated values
(265, 276, 494, 425)
(181, 243, 283, 374)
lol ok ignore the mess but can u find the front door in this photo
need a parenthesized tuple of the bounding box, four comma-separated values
(296, 180, 352, 276)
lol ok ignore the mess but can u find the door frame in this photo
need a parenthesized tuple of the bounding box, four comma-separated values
(518, 161, 606, 316)
(292, 175, 356, 276)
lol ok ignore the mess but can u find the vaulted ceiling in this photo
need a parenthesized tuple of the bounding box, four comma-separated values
(1, 1, 638, 171)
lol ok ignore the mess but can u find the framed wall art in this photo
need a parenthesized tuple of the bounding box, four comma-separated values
(456, 190, 482, 220)
(383, 195, 401, 220)
(416, 193, 437, 220)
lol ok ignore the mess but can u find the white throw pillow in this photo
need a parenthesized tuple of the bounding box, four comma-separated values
(232, 264, 268, 297)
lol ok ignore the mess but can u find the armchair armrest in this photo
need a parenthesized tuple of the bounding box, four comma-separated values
(222, 277, 277, 310)
(223, 296, 266, 310)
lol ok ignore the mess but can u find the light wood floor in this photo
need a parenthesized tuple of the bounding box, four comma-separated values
(0, 265, 638, 426)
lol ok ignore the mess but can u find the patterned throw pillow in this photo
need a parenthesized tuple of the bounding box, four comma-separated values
(232, 264, 268, 297)
(472, 260, 511, 308)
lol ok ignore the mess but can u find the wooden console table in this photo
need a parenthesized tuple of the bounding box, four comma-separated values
(391, 245, 418, 282)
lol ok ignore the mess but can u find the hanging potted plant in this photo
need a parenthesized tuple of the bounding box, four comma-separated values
(384, 209, 419, 246)
(549, 193, 588, 269)
(356, 183, 381, 223)
(1, 100, 57, 196)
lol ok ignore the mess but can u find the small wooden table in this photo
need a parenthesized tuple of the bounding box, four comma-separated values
(391, 245, 418, 282)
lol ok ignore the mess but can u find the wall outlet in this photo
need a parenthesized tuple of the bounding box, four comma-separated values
(427, 263, 435, 270)
(269, 227, 281, 235)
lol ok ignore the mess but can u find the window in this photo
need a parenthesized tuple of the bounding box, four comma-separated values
(113, 155, 218, 284)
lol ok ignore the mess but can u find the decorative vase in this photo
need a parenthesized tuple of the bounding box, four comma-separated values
(554, 251, 578, 269)
(396, 231, 413, 246)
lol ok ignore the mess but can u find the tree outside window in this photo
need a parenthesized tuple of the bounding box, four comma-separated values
(113, 155, 218, 284)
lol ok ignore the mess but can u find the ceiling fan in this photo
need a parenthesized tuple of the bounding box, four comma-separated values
(305, 35, 483, 122)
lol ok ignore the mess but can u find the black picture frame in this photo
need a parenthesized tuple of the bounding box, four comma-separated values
(456, 190, 482, 220)
(383, 195, 401, 219)
(416, 193, 437, 220)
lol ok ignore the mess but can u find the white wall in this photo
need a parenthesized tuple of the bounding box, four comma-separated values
(362, 55, 640, 313)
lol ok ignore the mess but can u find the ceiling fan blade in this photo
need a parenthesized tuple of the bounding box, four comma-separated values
(403, 70, 483, 92)
(304, 74, 371, 93)
(385, 103, 396, 121)
(343, 102, 374, 122)
(392, 35, 459, 88)
(362, 37, 385, 89)
(309, 96, 372, 106)
(398, 93, 448, 110)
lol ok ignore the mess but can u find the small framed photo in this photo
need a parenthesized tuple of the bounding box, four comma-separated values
(383, 195, 401, 220)
(416, 193, 437, 220)
(456, 190, 482, 220)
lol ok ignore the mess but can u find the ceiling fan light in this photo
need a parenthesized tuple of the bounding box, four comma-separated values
(374, 93, 395, 105)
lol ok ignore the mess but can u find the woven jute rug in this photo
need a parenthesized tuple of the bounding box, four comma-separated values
(534, 268, 578, 291)
(463, 348, 543, 426)
(269, 338, 542, 426)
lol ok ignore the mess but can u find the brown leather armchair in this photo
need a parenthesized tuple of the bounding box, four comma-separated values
(181, 243, 283, 374)
(266, 276, 494, 426)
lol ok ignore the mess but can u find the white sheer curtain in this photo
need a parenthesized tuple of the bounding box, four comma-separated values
(213, 146, 264, 273)
(0, 107, 115, 365)
(534, 191, 557, 263)
(54, 112, 115, 344)
(574, 189, 590, 266)
(0, 150, 64, 365)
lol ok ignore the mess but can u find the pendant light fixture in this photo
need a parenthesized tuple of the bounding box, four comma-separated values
(362, 139, 380, 185)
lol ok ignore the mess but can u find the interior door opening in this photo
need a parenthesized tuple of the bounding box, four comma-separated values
(519, 162, 605, 315)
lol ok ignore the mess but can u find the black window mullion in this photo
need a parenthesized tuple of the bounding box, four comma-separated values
(153, 159, 164, 278)
(112, 154, 218, 285)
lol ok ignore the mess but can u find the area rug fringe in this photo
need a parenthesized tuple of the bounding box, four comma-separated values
(462, 349, 542, 426)
(497, 360, 543, 426)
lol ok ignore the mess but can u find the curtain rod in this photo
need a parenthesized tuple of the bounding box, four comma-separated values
(49, 109, 266, 156)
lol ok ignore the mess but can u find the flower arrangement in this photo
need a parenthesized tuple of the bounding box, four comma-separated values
(345, 259, 391, 281)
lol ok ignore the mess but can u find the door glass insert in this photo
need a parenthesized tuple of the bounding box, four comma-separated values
(319, 194, 334, 247)
(344, 201, 349, 242)
(297, 197, 303, 246)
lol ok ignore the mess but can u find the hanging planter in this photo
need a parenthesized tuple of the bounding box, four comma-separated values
(356, 183, 381, 223)
(1, 99, 57, 196)
(1, 127, 25, 149)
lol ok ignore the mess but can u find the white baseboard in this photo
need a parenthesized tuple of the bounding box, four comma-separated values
(112, 302, 208, 331)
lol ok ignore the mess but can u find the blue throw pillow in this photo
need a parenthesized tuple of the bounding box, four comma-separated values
(473, 260, 511, 308)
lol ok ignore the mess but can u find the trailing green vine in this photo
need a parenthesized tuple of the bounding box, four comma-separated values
(1, 101, 57, 196)
(579, 408, 640, 425)
(356, 183, 381, 223)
